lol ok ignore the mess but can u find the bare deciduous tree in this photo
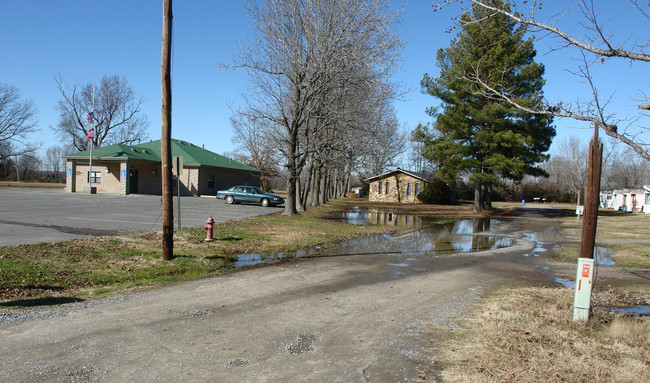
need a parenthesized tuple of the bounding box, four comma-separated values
(230, 113, 281, 190)
(55, 74, 149, 151)
(45, 145, 66, 182)
(435, 0, 650, 160)
(0, 83, 38, 160)
(543, 136, 588, 204)
(605, 147, 650, 188)
(231, 0, 404, 215)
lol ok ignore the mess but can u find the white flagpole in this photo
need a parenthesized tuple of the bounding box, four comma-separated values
(88, 83, 95, 194)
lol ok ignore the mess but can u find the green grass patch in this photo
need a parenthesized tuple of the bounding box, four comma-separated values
(560, 210, 650, 241)
(0, 200, 411, 305)
(0, 237, 233, 304)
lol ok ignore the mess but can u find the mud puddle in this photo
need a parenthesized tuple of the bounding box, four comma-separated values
(236, 210, 511, 268)
(603, 305, 650, 316)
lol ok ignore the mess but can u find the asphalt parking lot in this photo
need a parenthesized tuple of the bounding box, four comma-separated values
(0, 188, 282, 246)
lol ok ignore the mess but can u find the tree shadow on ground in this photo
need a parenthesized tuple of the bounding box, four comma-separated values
(497, 207, 632, 219)
(1, 296, 85, 308)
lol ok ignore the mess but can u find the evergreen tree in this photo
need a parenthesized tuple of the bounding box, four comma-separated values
(421, 0, 555, 211)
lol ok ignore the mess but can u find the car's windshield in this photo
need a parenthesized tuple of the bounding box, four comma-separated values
(251, 187, 265, 194)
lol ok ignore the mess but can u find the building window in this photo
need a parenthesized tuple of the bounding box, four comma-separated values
(88, 171, 101, 184)
(407, 183, 412, 196)
(378, 182, 382, 194)
(415, 183, 419, 195)
(385, 181, 389, 194)
(208, 175, 215, 189)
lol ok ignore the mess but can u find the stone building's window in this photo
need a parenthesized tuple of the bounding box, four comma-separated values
(407, 183, 412, 196)
(378, 182, 382, 194)
(385, 181, 389, 194)
(88, 171, 101, 184)
(415, 182, 420, 195)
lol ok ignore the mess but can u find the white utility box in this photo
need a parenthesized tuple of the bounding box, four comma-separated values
(573, 257, 595, 321)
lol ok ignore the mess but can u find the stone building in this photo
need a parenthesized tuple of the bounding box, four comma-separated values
(365, 169, 428, 203)
(63, 139, 261, 196)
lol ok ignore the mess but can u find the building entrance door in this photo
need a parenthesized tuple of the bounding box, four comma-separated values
(129, 169, 138, 194)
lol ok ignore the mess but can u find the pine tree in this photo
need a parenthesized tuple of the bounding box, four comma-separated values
(421, 0, 555, 212)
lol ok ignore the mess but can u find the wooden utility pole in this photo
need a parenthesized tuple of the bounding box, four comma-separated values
(161, 0, 173, 260)
(573, 123, 603, 321)
(579, 123, 603, 259)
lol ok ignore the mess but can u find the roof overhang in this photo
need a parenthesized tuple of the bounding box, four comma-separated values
(364, 169, 428, 183)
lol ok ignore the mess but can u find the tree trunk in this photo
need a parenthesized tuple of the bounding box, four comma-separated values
(310, 164, 321, 207)
(485, 184, 492, 209)
(450, 180, 457, 203)
(283, 123, 299, 216)
(296, 176, 305, 212)
(344, 163, 352, 196)
(319, 170, 327, 205)
(302, 156, 314, 207)
(474, 183, 483, 212)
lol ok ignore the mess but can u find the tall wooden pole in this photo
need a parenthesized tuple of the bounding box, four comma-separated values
(161, 0, 173, 260)
(579, 123, 603, 259)
(573, 122, 603, 321)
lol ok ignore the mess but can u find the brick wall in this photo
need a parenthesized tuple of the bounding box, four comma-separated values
(198, 167, 261, 196)
(66, 159, 261, 196)
(70, 162, 123, 194)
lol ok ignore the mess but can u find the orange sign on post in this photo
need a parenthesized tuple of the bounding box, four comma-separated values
(581, 264, 591, 278)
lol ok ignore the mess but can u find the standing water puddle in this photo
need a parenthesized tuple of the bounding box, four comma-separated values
(523, 227, 615, 265)
(236, 207, 512, 267)
(602, 305, 650, 316)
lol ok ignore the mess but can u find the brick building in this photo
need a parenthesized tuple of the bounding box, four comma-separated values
(365, 169, 428, 203)
(63, 139, 261, 196)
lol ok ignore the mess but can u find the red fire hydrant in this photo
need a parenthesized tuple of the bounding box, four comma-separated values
(204, 216, 215, 242)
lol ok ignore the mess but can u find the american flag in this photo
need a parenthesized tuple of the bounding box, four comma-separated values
(85, 112, 94, 125)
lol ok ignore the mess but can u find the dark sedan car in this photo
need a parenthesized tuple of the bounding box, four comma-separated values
(216, 185, 284, 207)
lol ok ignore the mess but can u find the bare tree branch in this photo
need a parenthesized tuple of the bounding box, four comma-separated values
(55, 75, 149, 151)
(0, 83, 39, 160)
(433, 0, 650, 161)
(467, 0, 650, 61)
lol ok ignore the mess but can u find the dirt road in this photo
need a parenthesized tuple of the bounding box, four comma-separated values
(2, 208, 643, 382)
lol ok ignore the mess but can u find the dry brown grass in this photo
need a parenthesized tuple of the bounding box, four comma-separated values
(554, 242, 650, 267)
(552, 209, 650, 268)
(560, 211, 650, 240)
(434, 287, 650, 383)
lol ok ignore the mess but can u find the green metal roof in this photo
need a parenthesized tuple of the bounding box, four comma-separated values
(64, 139, 261, 172)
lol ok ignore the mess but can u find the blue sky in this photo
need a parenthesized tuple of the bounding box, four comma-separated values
(1, 0, 646, 160)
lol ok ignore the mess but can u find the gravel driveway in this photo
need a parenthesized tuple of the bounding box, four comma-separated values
(5, 205, 644, 382)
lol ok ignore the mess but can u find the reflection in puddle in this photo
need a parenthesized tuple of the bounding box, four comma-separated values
(236, 213, 512, 267)
(397, 231, 512, 255)
(332, 207, 505, 230)
(602, 305, 650, 316)
(554, 277, 575, 288)
(523, 229, 616, 266)
(593, 246, 615, 265)
(335, 209, 430, 228)
(522, 229, 568, 243)
(236, 253, 284, 267)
